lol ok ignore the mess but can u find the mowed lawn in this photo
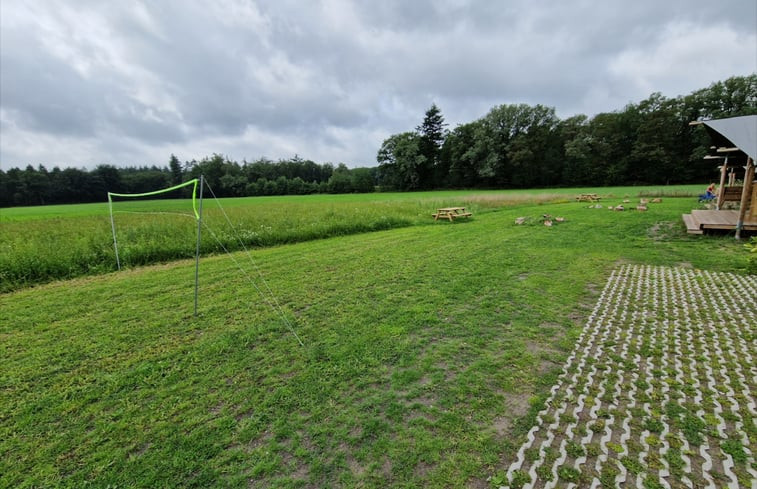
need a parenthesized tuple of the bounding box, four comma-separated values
(0, 192, 750, 488)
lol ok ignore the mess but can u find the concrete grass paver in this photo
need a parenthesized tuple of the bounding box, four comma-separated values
(503, 265, 756, 489)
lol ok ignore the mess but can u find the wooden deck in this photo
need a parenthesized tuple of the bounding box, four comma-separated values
(682, 209, 757, 234)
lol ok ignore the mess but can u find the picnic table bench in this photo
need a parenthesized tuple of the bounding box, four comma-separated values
(432, 207, 472, 222)
(576, 193, 600, 202)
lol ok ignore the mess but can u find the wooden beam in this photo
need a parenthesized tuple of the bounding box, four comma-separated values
(717, 157, 728, 209)
(717, 147, 741, 153)
(736, 157, 754, 239)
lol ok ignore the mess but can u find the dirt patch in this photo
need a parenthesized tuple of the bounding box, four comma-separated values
(408, 394, 437, 409)
(527, 324, 568, 373)
(380, 457, 393, 478)
(492, 416, 512, 437)
(349, 425, 362, 439)
(586, 283, 601, 296)
(467, 475, 492, 489)
(504, 395, 530, 423)
(569, 308, 591, 325)
(431, 360, 456, 383)
(280, 449, 308, 481)
(234, 407, 255, 421)
(484, 393, 532, 444)
(647, 221, 679, 240)
(414, 460, 433, 478)
(347, 454, 365, 477)
(526, 342, 564, 375)
(244, 431, 272, 453)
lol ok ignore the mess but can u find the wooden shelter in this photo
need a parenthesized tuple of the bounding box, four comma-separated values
(683, 115, 757, 238)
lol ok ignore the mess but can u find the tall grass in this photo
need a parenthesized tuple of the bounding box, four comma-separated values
(0, 186, 704, 292)
(1, 199, 425, 292)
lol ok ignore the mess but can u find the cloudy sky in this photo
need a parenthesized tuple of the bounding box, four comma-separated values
(1, 0, 755, 170)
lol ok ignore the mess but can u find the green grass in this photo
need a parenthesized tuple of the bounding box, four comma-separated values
(0, 188, 750, 488)
(0, 185, 703, 222)
(0, 185, 704, 292)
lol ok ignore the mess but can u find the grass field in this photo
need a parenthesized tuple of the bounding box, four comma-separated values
(0, 185, 703, 293)
(1, 187, 751, 488)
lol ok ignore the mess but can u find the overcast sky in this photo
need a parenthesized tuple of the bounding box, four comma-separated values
(1, 0, 755, 170)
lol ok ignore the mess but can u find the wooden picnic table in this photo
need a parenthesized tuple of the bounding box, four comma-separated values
(432, 207, 472, 222)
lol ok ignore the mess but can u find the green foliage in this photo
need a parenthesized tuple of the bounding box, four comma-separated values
(377, 131, 427, 190)
(558, 466, 580, 483)
(680, 413, 707, 446)
(643, 476, 665, 489)
(508, 470, 531, 488)
(720, 438, 747, 464)
(642, 416, 664, 433)
(1, 155, 377, 208)
(377, 74, 757, 190)
(566, 440, 585, 458)
(745, 237, 757, 274)
(621, 456, 644, 475)
(599, 463, 620, 487)
(416, 103, 448, 187)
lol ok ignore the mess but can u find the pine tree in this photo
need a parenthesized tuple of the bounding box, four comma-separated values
(169, 154, 183, 185)
(415, 104, 447, 188)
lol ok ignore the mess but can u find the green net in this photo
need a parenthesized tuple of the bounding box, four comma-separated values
(107, 178, 202, 271)
(107, 179, 200, 220)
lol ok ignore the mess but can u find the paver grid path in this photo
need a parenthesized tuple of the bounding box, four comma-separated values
(503, 265, 756, 489)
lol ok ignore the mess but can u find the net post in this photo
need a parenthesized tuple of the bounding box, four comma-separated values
(108, 193, 121, 270)
(194, 175, 204, 316)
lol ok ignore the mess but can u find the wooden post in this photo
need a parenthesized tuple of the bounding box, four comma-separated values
(735, 157, 754, 239)
(717, 159, 728, 209)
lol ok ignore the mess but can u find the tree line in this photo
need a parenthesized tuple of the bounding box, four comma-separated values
(1, 74, 755, 207)
(378, 74, 756, 190)
(0, 155, 377, 207)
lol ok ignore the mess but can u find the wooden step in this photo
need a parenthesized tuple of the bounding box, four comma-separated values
(682, 214, 703, 234)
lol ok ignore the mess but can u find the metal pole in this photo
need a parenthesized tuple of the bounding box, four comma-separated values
(194, 175, 204, 316)
(108, 193, 121, 270)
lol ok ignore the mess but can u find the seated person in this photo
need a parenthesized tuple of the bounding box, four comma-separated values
(700, 183, 716, 201)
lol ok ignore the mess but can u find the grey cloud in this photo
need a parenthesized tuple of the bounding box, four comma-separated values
(1, 0, 754, 169)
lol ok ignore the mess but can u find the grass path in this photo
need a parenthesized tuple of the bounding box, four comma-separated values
(502, 265, 757, 488)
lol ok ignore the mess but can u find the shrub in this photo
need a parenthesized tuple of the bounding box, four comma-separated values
(745, 237, 757, 274)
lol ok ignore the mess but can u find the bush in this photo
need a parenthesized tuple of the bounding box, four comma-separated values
(746, 237, 757, 274)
